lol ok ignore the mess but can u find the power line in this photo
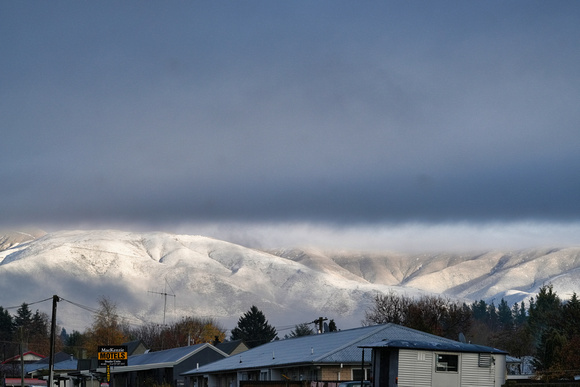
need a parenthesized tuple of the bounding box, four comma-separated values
(59, 297, 148, 327)
(4, 297, 53, 310)
(2, 297, 323, 334)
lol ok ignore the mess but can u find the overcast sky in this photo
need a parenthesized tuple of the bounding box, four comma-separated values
(1, 1, 580, 251)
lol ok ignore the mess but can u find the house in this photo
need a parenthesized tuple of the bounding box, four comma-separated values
(122, 340, 148, 356)
(24, 351, 76, 374)
(65, 358, 102, 387)
(215, 340, 249, 356)
(108, 343, 229, 387)
(1, 352, 46, 378)
(182, 324, 508, 387)
(361, 339, 507, 387)
(24, 352, 78, 387)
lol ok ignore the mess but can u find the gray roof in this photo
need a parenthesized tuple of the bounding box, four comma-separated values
(111, 343, 228, 373)
(54, 359, 79, 371)
(25, 357, 78, 374)
(360, 339, 507, 354)
(122, 339, 147, 355)
(216, 340, 245, 355)
(183, 323, 491, 375)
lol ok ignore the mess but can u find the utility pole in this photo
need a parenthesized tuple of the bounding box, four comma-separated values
(20, 327, 24, 387)
(48, 295, 60, 387)
(311, 317, 328, 334)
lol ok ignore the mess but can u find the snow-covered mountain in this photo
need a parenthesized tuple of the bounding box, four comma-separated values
(1, 229, 579, 334)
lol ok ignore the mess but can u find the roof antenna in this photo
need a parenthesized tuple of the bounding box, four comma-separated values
(148, 278, 176, 325)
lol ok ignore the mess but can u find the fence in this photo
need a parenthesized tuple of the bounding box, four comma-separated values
(240, 381, 344, 387)
(504, 381, 580, 387)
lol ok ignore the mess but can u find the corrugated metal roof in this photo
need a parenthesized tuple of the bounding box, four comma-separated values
(128, 343, 207, 366)
(54, 359, 79, 370)
(25, 358, 78, 373)
(360, 339, 507, 354)
(183, 323, 484, 375)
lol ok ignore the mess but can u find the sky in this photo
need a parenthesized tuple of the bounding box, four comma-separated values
(1, 1, 580, 251)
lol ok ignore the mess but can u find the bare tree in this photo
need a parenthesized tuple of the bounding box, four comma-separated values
(363, 291, 409, 325)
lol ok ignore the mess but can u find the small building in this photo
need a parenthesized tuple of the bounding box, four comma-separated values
(361, 339, 507, 387)
(1, 352, 46, 378)
(25, 352, 79, 387)
(183, 324, 508, 387)
(122, 340, 148, 356)
(109, 343, 229, 387)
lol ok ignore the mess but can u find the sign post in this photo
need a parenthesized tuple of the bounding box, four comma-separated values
(98, 346, 128, 385)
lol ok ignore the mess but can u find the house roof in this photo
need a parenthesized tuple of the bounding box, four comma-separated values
(215, 340, 246, 355)
(28, 351, 73, 365)
(1, 351, 45, 364)
(25, 353, 78, 374)
(183, 323, 494, 376)
(110, 343, 228, 373)
(122, 339, 147, 355)
(360, 339, 507, 354)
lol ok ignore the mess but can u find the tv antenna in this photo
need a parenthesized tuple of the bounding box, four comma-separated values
(148, 278, 176, 325)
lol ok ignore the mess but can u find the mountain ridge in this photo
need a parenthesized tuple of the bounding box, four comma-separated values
(1, 229, 578, 333)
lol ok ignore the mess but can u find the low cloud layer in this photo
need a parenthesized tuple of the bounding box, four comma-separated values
(1, 2, 579, 249)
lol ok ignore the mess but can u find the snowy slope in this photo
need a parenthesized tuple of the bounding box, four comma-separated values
(1, 230, 579, 333)
(279, 248, 580, 305)
(0, 230, 401, 332)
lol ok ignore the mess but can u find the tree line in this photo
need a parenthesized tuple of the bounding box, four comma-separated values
(3, 285, 578, 380)
(0, 296, 227, 378)
(363, 284, 580, 380)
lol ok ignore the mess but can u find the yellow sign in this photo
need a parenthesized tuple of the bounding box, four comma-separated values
(98, 351, 127, 361)
(98, 346, 128, 366)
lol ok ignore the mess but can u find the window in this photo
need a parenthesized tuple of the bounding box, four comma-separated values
(436, 354, 458, 372)
(479, 354, 492, 368)
(352, 368, 369, 380)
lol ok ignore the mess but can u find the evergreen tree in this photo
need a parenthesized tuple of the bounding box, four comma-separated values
(289, 323, 313, 338)
(487, 302, 499, 331)
(13, 303, 32, 329)
(230, 305, 276, 348)
(528, 284, 562, 346)
(30, 310, 49, 337)
(13, 303, 33, 352)
(60, 328, 69, 344)
(497, 299, 513, 331)
(63, 330, 85, 359)
(328, 319, 338, 332)
(562, 292, 580, 338)
(0, 306, 13, 343)
(516, 301, 527, 326)
(471, 300, 488, 322)
(536, 328, 566, 371)
(28, 310, 51, 355)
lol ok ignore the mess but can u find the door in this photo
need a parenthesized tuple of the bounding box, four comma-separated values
(432, 353, 460, 387)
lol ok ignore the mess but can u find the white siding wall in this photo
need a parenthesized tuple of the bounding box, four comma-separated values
(396, 350, 506, 387)
(398, 350, 432, 387)
(460, 353, 496, 387)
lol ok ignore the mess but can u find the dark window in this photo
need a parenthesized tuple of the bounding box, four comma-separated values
(352, 368, 369, 380)
(479, 353, 492, 367)
(436, 354, 459, 372)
